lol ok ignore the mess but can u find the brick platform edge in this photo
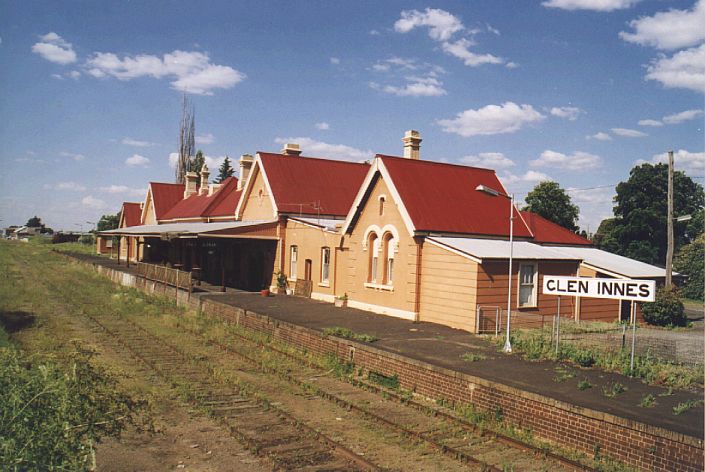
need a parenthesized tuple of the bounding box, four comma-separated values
(88, 261, 703, 472)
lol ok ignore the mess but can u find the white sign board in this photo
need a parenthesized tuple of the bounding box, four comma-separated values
(542, 276, 656, 302)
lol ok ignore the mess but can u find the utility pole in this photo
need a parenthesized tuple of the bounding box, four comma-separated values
(665, 150, 674, 288)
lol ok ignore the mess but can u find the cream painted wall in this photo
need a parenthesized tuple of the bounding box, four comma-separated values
(342, 175, 417, 315)
(142, 192, 157, 225)
(240, 167, 276, 221)
(283, 220, 340, 297)
(419, 242, 478, 332)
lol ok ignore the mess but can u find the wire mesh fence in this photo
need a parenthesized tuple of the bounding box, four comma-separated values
(478, 307, 703, 366)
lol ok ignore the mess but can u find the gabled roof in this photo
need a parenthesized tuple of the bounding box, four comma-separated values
(344, 155, 533, 238)
(161, 193, 212, 220)
(158, 177, 241, 221)
(204, 177, 241, 217)
(149, 182, 185, 220)
(520, 211, 592, 246)
(256, 152, 369, 217)
(121, 202, 142, 227)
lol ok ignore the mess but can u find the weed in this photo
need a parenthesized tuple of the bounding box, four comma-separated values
(673, 399, 703, 415)
(602, 382, 626, 398)
(494, 406, 504, 422)
(577, 379, 593, 391)
(639, 394, 656, 408)
(322, 326, 378, 343)
(554, 366, 576, 383)
(321, 353, 354, 378)
(460, 352, 486, 362)
(368, 371, 399, 390)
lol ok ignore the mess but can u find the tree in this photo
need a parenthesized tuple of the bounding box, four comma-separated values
(97, 213, 120, 232)
(641, 287, 687, 327)
(599, 163, 703, 265)
(176, 95, 195, 184)
(190, 150, 205, 178)
(674, 234, 704, 300)
(26, 216, 43, 228)
(522, 181, 579, 232)
(215, 156, 235, 183)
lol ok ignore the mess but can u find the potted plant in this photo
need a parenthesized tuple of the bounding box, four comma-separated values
(334, 293, 348, 308)
(261, 284, 270, 297)
(276, 271, 288, 295)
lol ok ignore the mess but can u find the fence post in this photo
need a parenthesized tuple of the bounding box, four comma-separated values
(629, 300, 637, 374)
(555, 310, 561, 357)
(495, 307, 499, 336)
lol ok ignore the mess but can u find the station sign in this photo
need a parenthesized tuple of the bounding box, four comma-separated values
(542, 276, 656, 302)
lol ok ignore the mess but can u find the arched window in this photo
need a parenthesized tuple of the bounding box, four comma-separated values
(381, 232, 395, 285)
(379, 196, 386, 216)
(367, 232, 379, 283)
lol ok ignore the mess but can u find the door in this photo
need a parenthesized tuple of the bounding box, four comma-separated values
(304, 259, 312, 281)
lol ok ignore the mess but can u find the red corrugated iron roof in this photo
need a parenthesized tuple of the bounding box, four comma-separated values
(150, 182, 185, 220)
(121, 202, 142, 227)
(205, 177, 241, 217)
(379, 155, 533, 237)
(161, 193, 212, 220)
(520, 211, 592, 246)
(258, 152, 369, 217)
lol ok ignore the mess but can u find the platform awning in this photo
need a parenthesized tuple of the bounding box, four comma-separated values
(99, 220, 278, 238)
(429, 237, 579, 262)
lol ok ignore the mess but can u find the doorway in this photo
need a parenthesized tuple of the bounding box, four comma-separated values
(304, 259, 312, 281)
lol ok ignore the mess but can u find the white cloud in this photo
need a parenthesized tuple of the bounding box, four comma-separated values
(638, 119, 663, 127)
(32, 32, 77, 65)
(44, 181, 87, 192)
(372, 76, 447, 97)
(330, 57, 341, 65)
(394, 8, 464, 41)
(274, 137, 373, 162)
(122, 137, 155, 147)
(531, 150, 602, 170)
(81, 195, 107, 209)
(195, 133, 215, 144)
(125, 154, 150, 166)
(505, 62, 519, 69)
(542, 0, 639, 11)
(441, 38, 503, 67)
(60, 151, 85, 161)
(315, 122, 330, 130)
(98, 185, 145, 197)
(437, 102, 545, 137)
(645, 44, 705, 93)
(85, 49, 245, 95)
(369, 30, 381, 36)
(501, 171, 553, 185)
(68, 70, 80, 79)
(51, 73, 63, 80)
(611, 127, 647, 137)
(460, 152, 515, 169)
(168, 152, 179, 168)
(549, 106, 582, 121)
(588, 132, 612, 141)
(662, 109, 704, 124)
(644, 149, 705, 175)
(619, 0, 705, 50)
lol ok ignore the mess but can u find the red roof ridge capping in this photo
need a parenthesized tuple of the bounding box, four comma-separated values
(121, 202, 142, 227)
(520, 211, 592, 246)
(378, 155, 533, 238)
(149, 182, 186, 219)
(257, 151, 372, 166)
(258, 152, 370, 217)
(375, 154, 497, 173)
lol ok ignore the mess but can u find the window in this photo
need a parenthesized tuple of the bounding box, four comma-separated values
(518, 264, 537, 307)
(290, 246, 298, 280)
(382, 232, 395, 285)
(379, 196, 386, 216)
(321, 247, 330, 283)
(368, 232, 379, 283)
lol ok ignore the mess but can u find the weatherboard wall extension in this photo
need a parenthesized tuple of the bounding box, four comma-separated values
(81, 259, 703, 472)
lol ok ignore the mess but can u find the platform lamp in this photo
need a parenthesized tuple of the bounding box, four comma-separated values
(475, 184, 515, 353)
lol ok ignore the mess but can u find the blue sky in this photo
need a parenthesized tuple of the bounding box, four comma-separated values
(1, 0, 703, 232)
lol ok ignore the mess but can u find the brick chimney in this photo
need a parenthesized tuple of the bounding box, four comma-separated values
(281, 143, 302, 156)
(402, 130, 422, 160)
(238, 154, 254, 191)
(199, 163, 210, 196)
(184, 171, 198, 198)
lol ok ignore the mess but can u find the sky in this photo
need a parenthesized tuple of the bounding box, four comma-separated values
(1, 0, 703, 233)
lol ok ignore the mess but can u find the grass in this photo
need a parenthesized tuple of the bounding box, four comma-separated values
(368, 371, 400, 390)
(553, 366, 576, 383)
(602, 382, 626, 398)
(322, 326, 378, 343)
(639, 394, 656, 408)
(460, 352, 486, 362)
(672, 399, 704, 415)
(577, 379, 593, 391)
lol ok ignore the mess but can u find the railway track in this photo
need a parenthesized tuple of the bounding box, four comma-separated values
(45, 252, 595, 471)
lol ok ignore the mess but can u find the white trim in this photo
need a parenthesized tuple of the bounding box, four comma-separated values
(234, 155, 279, 220)
(311, 291, 335, 303)
(517, 262, 538, 308)
(317, 282, 330, 288)
(347, 299, 416, 321)
(140, 186, 154, 225)
(364, 282, 394, 292)
(426, 237, 482, 263)
(341, 158, 380, 235)
(288, 217, 341, 234)
(377, 159, 417, 238)
(361, 224, 400, 251)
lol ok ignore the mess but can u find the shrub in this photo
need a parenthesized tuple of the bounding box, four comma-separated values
(641, 287, 687, 327)
(674, 234, 704, 300)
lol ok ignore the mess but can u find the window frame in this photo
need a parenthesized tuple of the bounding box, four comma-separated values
(290, 245, 298, 280)
(320, 246, 330, 284)
(517, 263, 538, 308)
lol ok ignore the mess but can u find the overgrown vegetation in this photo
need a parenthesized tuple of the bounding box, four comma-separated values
(672, 399, 703, 416)
(322, 326, 378, 343)
(0, 345, 146, 471)
(602, 382, 626, 398)
(641, 287, 687, 327)
(368, 371, 400, 390)
(460, 352, 486, 362)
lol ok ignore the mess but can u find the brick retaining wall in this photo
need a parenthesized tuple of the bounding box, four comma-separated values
(88, 262, 703, 472)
